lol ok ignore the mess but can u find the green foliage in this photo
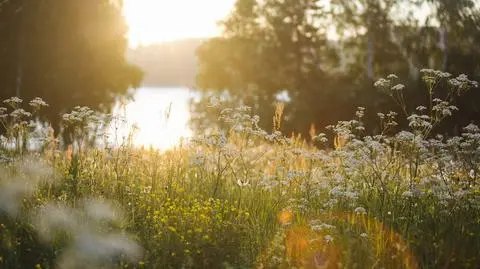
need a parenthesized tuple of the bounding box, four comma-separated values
(195, 0, 349, 135)
(195, 0, 480, 137)
(136, 197, 251, 268)
(0, 0, 143, 134)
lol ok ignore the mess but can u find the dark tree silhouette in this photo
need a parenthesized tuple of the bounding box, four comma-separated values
(0, 0, 143, 131)
(194, 0, 480, 137)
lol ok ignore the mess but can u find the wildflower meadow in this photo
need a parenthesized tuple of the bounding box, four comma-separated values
(1, 70, 480, 268)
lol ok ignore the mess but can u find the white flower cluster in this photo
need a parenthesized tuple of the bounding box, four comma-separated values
(29, 97, 49, 109)
(407, 114, 432, 130)
(62, 106, 98, 125)
(9, 108, 32, 119)
(432, 98, 458, 118)
(449, 73, 479, 94)
(309, 219, 336, 231)
(3, 96, 23, 107)
(420, 68, 452, 79)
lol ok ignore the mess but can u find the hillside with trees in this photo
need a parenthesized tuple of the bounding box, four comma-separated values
(127, 38, 204, 88)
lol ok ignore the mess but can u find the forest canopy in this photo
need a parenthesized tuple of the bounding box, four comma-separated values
(194, 0, 480, 137)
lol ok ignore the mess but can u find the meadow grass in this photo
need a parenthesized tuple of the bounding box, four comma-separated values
(1, 70, 480, 268)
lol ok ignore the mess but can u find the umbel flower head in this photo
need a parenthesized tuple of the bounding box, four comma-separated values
(29, 97, 49, 110)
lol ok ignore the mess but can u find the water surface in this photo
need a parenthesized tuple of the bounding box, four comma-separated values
(109, 87, 195, 150)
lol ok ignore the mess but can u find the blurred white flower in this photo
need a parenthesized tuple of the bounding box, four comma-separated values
(237, 179, 250, 187)
(387, 74, 398, 80)
(3, 97, 23, 106)
(29, 97, 49, 109)
(391, 84, 405, 91)
(324, 235, 334, 243)
(402, 191, 413, 198)
(354, 207, 367, 215)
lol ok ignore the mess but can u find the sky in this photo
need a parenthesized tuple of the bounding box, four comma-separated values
(123, 0, 236, 47)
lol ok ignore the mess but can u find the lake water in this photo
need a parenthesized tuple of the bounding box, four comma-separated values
(109, 87, 196, 150)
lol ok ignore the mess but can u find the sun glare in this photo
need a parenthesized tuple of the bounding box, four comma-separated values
(123, 0, 235, 47)
(109, 89, 197, 150)
(119, 0, 235, 150)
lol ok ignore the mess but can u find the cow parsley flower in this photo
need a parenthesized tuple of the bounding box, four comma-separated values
(387, 74, 398, 80)
(391, 84, 405, 91)
(3, 97, 23, 106)
(469, 169, 475, 179)
(29, 97, 49, 109)
(374, 78, 390, 90)
(324, 235, 334, 243)
(10, 108, 32, 119)
(354, 207, 367, 215)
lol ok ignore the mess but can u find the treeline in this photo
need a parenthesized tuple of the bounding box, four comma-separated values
(193, 0, 480, 137)
(1, 0, 479, 139)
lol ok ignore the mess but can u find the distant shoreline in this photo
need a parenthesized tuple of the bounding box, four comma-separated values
(127, 38, 204, 89)
(136, 84, 197, 89)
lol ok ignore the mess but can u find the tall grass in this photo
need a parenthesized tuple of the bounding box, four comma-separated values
(0, 70, 479, 268)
